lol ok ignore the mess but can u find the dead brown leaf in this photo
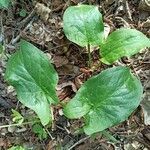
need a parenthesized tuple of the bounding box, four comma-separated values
(35, 2, 51, 22)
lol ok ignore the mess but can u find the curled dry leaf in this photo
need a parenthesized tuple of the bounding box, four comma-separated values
(57, 81, 77, 92)
(35, 2, 51, 21)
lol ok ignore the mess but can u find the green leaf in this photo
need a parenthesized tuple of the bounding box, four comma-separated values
(63, 66, 143, 135)
(0, 44, 3, 53)
(5, 40, 59, 126)
(0, 0, 11, 9)
(0, 44, 4, 57)
(8, 146, 25, 150)
(100, 28, 150, 64)
(63, 5, 104, 47)
(19, 9, 27, 17)
(11, 109, 24, 125)
(32, 123, 48, 139)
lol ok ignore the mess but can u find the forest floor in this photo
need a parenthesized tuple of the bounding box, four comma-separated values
(0, 0, 150, 150)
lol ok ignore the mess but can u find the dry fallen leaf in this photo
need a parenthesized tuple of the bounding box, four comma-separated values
(141, 80, 150, 125)
(53, 55, 68, 68)
(142, 18, 150, 28)
(139, 0, 150, 12)
(35, 2, 51, 21)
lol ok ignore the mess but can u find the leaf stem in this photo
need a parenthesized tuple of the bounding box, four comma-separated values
(87, 44, 92, 67)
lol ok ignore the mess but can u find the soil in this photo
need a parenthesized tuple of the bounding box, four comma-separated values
(0, 0, 150, 150)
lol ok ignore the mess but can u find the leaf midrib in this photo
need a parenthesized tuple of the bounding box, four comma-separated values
(19, 49, 53, 102)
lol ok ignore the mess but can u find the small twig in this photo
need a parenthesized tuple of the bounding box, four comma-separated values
(0, 121, 37, 129)
(64, 126, 71, 134)
(56, 125, 65, 131)
(136, 135, 150, 149)
(142, 61, 150, 64)
(1, 2, 35, 49)
(68, 136, 90, 150)
(0, 11, 4, 43)
(125, 0, 133, 21)
(17, 9, 36, 29)
(8, 17, 35, 48)
(11, 34, 21, 45)
(45, 128, 55, 140)
(45, 43, 69, 52)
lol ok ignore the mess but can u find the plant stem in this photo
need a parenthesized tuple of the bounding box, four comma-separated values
(87, 44, 92, 67)
(0, 121, 38, 129)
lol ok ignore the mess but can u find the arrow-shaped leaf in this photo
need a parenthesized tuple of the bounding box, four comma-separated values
(5, 40, 59, 125)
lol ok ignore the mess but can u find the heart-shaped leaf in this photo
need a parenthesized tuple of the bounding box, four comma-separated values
(5, 40, 59, 125)
(63, 66, 143, 135)
(63, 5, 104, 47)
(100, 28, 150, 64)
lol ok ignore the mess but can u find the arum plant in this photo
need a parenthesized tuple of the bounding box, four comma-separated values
(62, 4, 150, 134)
(63, 5, 104, 67)
(63, 5, 150, 65)
(4, 4, 150, 136)
(4, 39, 145, 135)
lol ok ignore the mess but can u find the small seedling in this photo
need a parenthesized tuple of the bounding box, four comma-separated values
(63, 5, 104, 67)
(63, 4, 150, 135)
(63, 5, 150, 65)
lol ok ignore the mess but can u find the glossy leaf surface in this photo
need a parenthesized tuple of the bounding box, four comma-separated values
(63, 5, 104, 47)
(63, 66, 143, 135)
(5, 40, 59, 125)
(100, 28, 150, 64)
